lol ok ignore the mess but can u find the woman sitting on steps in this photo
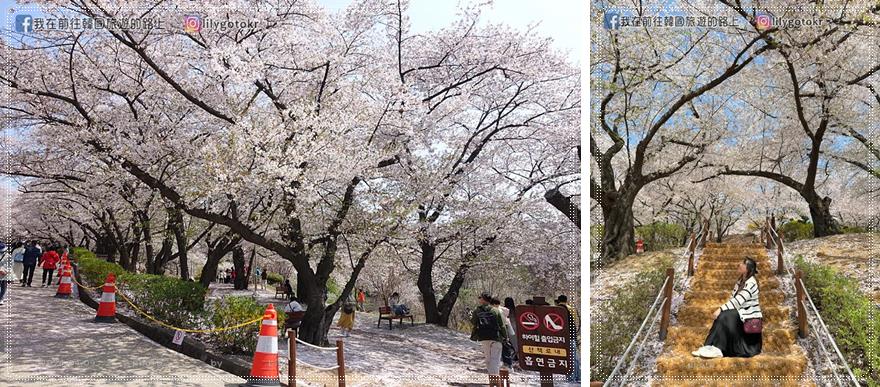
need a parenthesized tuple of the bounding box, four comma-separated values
(693, 257, 763, 359)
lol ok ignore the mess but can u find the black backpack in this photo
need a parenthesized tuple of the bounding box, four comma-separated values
(475, 308, 499, 340)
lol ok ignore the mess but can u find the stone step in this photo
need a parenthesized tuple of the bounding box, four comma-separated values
(664, 325, 797, 354)
(690, 276, 780, 292)
(694, 265, 776, 287)
(676, 305, 790, 327)
(684, 289, 785, 305)
(697, 259, 776, 273)
(652, 377, 813, 387)
(655, 350, 807, 377)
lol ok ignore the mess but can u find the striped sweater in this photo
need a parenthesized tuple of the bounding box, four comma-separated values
(720, 276, 763, 321)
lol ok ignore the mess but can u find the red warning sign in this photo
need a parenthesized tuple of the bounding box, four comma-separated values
(519, 312, 540, 331)
(544, 312, 565, 332)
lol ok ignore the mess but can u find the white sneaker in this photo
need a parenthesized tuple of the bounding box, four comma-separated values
(702, 346, 724, 359)
(691, 345, 709, 357)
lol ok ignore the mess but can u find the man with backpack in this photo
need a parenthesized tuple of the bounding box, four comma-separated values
(470, 292, 508, 387)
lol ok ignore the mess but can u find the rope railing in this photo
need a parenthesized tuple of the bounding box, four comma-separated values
(287, 329, 346, 387)
(619, 298, 665, 386)
(295, 337, 339, 351)
(603, 275, 671, 387)
(766, 218, 858, 386)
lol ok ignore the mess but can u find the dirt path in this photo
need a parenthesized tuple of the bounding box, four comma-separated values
(0, 284, 244, 386)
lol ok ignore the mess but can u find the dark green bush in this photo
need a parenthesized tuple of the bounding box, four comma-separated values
(266, 272, 283, 285)
(72, 248, 207, 327)
(120, 274, 207, 327)
(208, 296, 285, 354)
(780, 220, 813, 241)
(590, 259, 671, 381)
(636, 222, 687, 251)
(795, 255, 879, 385)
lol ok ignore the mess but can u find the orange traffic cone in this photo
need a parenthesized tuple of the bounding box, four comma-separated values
(56, 252, 69, 286)
(242, 304, 280, 386)
(54, 263, 73, 298)
(95, 273, 117, 323)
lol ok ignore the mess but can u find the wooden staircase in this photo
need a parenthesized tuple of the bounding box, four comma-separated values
(654, 243, 810, 386)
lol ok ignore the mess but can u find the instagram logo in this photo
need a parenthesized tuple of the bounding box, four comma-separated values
(183, 15, 202, 33)
(755, 12, 772, 30)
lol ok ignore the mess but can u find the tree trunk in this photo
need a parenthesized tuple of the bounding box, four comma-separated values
(296, 284, 329, 345)
(232, 246, 247, 290)
(417, 240, 441, 324)
(806, 194, 840, 237)
(600, 195, 636, 263)
(434, 263, 470, 326)
(170, 208, 189, 280)
(200, 238, 235, 288)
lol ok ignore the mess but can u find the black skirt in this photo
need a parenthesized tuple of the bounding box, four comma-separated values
(704, 309, 762, 357)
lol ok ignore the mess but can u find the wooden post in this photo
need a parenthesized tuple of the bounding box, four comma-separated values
(499, 369, 510, 387)
(687, 250, 694, 277)
(776, 248, 784, 275)
(288, 329, 296, 386)
(795, 270, 807, 338)
(659, 268, 674, 340)
(336, 340, 346, 387)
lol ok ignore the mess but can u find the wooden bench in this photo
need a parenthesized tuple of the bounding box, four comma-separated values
(275, 284, 290, 300)
(377, 306, 414, 330)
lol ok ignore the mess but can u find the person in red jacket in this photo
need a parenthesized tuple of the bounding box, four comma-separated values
(38, 248, 60, 288)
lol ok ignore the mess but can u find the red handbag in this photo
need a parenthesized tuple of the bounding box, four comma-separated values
(744, 318, 763, 334)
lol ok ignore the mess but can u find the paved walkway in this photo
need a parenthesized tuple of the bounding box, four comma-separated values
(0, 284, 245, 386)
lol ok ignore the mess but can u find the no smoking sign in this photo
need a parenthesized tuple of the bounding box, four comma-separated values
(519, 311, 540, 331)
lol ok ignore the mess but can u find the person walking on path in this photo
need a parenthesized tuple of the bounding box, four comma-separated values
(555, 295, 580, 382)
(471, 292, 508, 387)
(21, 241, 41, 287)
(356, 288, 366, 311)
(11, 242, 25, 285)
(283, 279, 294, 300)
(38, 248, 60, 288)
(491, 298, 517, 371)
(260, 269, 268, 290)
(0, 248, 12, 305)
(337, 301, 355, 337)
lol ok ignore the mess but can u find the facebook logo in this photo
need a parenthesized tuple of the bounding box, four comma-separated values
(603, 11, 621, 30)
(15, 14, 33, 33)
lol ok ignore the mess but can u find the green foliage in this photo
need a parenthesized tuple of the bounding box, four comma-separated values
(121, 274, 207, 327)
(590, 259, 671, 381)
(326, 277, 342, 304)
(266, 272, 283, 285)
(208, 296, 285, 354)
(780, 220, 814, 241)
(841, 225, 868, 234)
(72, 248, 207, 327)
(74, 248, 125, 285)
(635, 222, 687, 251)
(795, 255, 879, 386)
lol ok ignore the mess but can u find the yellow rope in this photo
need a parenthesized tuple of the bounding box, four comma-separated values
(114, 289, 264, 333)
(70, 274, 105, 290)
